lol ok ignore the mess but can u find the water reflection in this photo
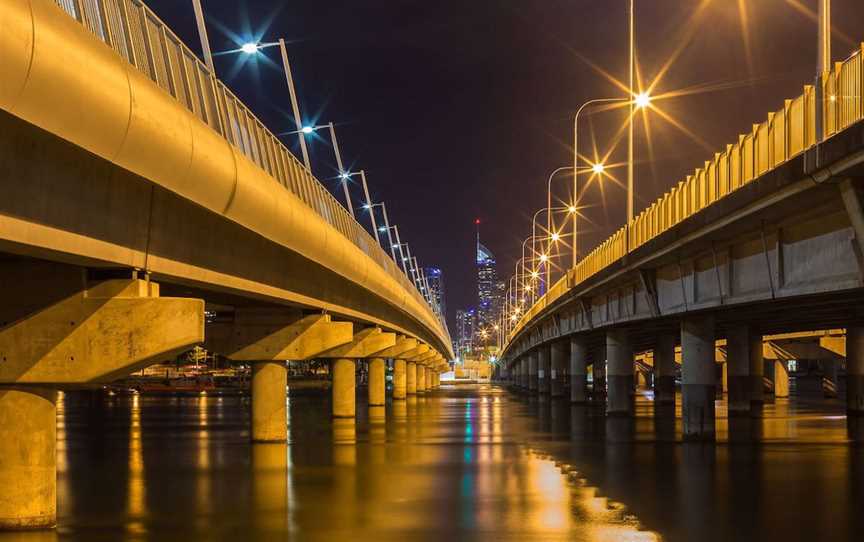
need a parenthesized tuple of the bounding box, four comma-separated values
(17, 385, 864, 541)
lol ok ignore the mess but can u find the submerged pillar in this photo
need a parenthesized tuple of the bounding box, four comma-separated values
(332, 358, 356, 418)
(551, 341, 566, 397)
(393, 359, 407, 400)
(251, 361, 288, 442)
(654, 333, 676, 405)
(848, 326, 864, 414)
(407, 362, 417, 395)
(368, 358, 385, 407)
(726, 325, 763, 415)
(538, 345, 551, 395)
(606, 329, 634, 416)
(0, 387, 57, 530)
(417, 365, 427, 394)
(529, 351, 538, 393)
(681, 315, 716, 440)
(570, 336, 588, 403)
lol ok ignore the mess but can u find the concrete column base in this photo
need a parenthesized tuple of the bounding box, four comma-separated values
(393, 359, 407, 400)
(606, 375, 634, 416)
(849, 376, 864, 414)
(655, 375, 676, 405)
(0, 387, 57, 530)
(570, 375, 588, 403)
(368, 358, 385, 407)
(251, 361, 288, 443)
(682, 384, 716, 440)
(417, 366, 426, 394)
(406, 362, 417, 395)
(728, 375, 755, 415)
(332, 358, 356, 418)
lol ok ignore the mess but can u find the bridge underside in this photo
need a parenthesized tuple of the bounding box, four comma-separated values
(507, 120, 864, 359)
(0, 109, 447, 353)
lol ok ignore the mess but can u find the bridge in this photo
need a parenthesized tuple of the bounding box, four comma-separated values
(0, 0, 452, 529)
(497, 44, 864, 439)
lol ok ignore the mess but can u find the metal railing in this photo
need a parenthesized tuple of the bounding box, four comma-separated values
(506, 44, 864, 349)
(53, 0, 447, 334)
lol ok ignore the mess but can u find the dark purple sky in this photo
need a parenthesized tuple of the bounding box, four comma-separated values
(148, 0, 864, 330)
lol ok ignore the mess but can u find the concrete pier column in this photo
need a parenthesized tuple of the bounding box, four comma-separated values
(570, 336, 588, 403)
(0, 387, 57, 530)
(332, 358, 356, 418)
(393, 359, 407, 400)
(592, 344, 607, 398)
(368, 358, 386, 407)
(251, 361, 288, 442)
(520, 358, 528, 389)
(407, 362, 417, 395)
(774, 361, 789, 398)
(538, 345, 551, 395)
(848, 327, 864, 413)
(551, 341, 566, 397)
(654, 334, 676, 405)
(681, 315, 716, 440)
(529, 351, 539, 393)
(606, 329, 634, 416)
(417, 365, 427, 394)
(726, 325, 763, 415)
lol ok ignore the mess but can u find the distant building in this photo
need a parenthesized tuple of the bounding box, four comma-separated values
(477, 241, 497, 329)
(455, 308, 476, 359)
(423, 266, 446, 320)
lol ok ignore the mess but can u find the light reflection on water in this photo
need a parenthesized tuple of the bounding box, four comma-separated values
(6, 384, 864, 541)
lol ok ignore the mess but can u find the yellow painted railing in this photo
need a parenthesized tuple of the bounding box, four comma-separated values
(506, 45, 864, 349)
(52, 0, 447, 335)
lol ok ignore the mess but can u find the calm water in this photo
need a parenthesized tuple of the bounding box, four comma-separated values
(2, 384, 864, 541)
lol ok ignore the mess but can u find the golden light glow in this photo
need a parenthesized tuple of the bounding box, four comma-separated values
(539, 254, 548, 263)
(591, 163, 605, 175)
(550, 232, 560, 242)
(531, 271, 539, 279)
(634, 92, 651, 109)
(567, 205, 577, 213)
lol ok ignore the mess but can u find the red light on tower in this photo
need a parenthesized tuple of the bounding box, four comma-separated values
(474, 218, 481, 225)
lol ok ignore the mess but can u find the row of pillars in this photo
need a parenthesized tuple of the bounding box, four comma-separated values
(251, 358, 441, 442)
(507, 318, 864, 440)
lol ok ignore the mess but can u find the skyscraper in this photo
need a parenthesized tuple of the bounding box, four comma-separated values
(476, 222, 498, 331)
(423, 266, 446, 320)
(455, 308, 476, 359)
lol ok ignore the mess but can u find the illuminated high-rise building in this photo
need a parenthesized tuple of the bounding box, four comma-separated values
(476, 221, 498, 330)
(455, 308, 476, 359)
(423, 266, 446, 320)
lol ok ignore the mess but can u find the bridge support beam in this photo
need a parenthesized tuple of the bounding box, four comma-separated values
(538, 346, 551, 395)
(407, 362, 417, 395)
(393, 359, 407, 400)
(529, 352, 539, 393)
(551, 341, 566, 397)
(765, 360, 789, 399)
(0, 387, 56, 530)
(726, 325, 763, 415)
(319, 328, 396, 418)
(368, 358, 386, 407)
(681, 315, 716, 440)
(654, 334, 677, 405)
(606, 329, 634, 416)
(848, 326, 864, 414)
(570, 337, 589, 403)
(251, 361, 288, 442)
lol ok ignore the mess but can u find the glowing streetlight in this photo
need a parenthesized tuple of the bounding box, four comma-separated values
(301, 125, 314, 134)
(539, 254, 549, 263)
(634, 92, 652, 109)
(241, 42, 260, 55)
(568, 205, 577, 213)
(550, 232, 561, 242)
(592, 162, 606, 175)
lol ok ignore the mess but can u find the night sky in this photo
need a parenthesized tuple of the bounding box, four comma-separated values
(147, 0, 864, 330)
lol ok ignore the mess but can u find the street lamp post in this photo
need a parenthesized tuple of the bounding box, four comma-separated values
(572, 97, 629, 268)
(359, 171, 378, 239)
(190, 0, 214, 73)
(277, 39, 311, 171)
(627, 0, 635, 224)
